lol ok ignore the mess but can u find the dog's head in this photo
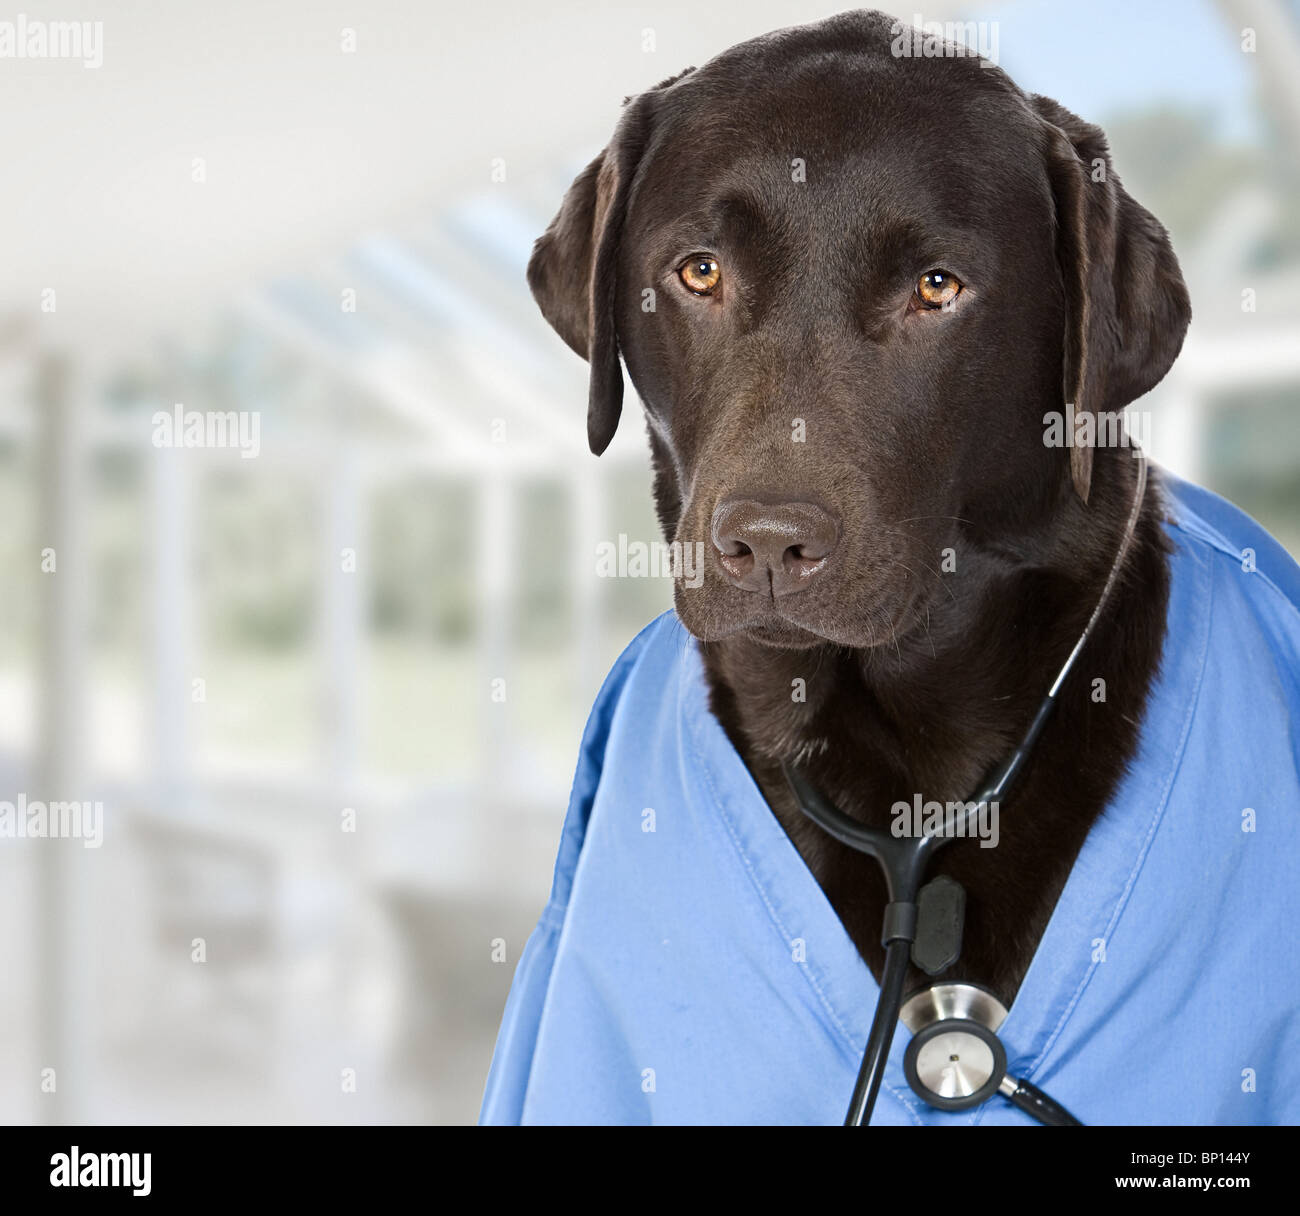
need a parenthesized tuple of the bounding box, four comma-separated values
(527, 10, 1190, 650)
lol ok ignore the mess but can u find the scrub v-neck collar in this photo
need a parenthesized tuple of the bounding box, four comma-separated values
(680, 519, 1213, 1124)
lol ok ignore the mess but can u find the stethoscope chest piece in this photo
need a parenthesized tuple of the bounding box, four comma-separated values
(900, 983, 1010, 1111)
(897, 981, 1082, 1124)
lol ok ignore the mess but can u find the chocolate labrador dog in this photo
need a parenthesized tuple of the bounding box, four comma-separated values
(526, 9, 1189, 1006)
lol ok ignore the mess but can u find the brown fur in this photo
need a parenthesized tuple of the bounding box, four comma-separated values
(525, 11, 1190, 1005)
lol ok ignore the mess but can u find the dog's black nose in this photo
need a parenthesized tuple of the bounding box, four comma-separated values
(711, 498, 838, 596)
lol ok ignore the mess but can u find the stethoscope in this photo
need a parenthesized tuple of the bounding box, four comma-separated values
(782, 452, 1147, 1127)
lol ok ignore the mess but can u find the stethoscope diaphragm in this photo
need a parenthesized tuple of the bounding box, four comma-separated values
(900, 983, 1009, 1110)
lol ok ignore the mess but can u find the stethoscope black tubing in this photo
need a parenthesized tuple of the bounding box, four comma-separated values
(844, 938, 913, 1126)
(1005, 1078, 1082, 1126)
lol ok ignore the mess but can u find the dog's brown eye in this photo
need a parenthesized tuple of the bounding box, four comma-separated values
(679, 256, 721, 295)
(916, 270, 962, 308)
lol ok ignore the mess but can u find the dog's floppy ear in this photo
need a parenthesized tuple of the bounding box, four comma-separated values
(527, 91, 659, 456)
(1032, 95, 1191, 503)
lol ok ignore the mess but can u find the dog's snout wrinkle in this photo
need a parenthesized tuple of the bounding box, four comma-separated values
(710, 497, 838, 597)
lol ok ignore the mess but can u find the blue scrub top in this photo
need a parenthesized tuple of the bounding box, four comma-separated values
(480, 474, 1300, 1125)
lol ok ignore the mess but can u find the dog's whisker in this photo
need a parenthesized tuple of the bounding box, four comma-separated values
(889, 514, 975, 526)
(871, 529, 960, 606)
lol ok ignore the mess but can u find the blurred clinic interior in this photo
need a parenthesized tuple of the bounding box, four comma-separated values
(1, 0, 1298, 1122)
